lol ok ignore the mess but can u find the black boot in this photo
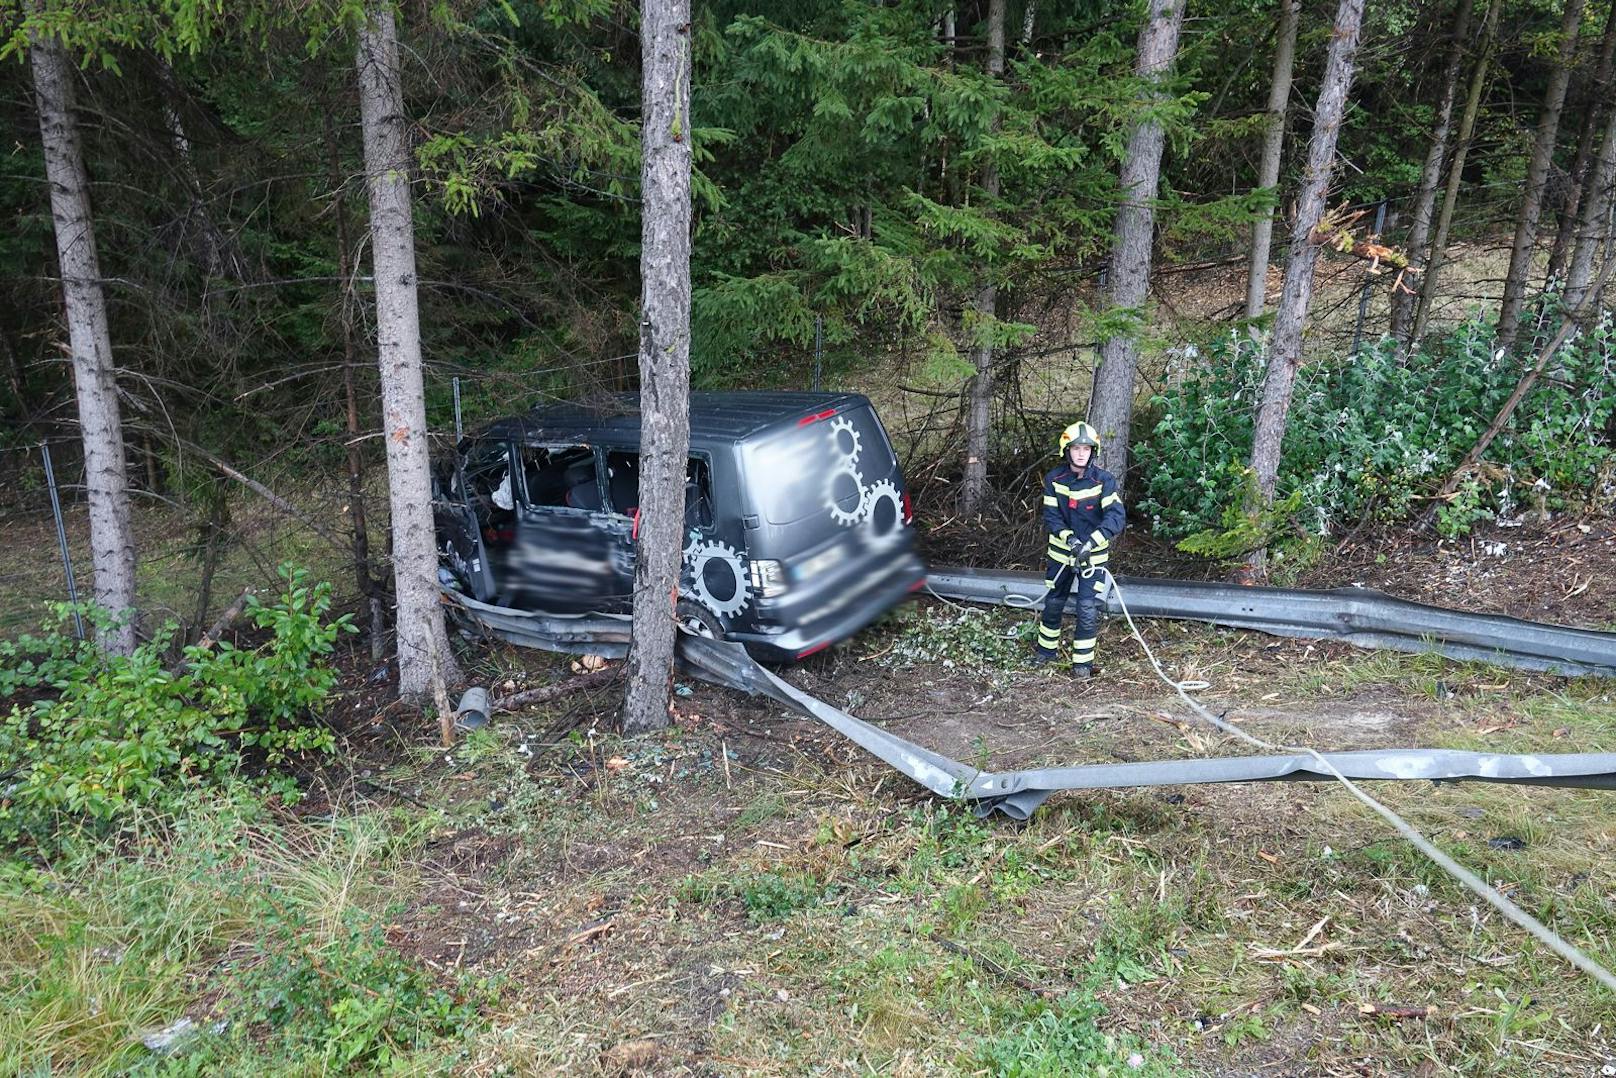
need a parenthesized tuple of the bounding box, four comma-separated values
(1032, 647, 1059, 666)
(1071, 663, 1093, 680)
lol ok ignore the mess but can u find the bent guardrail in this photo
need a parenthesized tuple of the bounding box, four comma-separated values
(444, 590, 1616, 820)
(925, 567, 1616, 678)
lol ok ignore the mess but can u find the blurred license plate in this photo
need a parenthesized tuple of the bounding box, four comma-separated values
(795, 546, 843, 580)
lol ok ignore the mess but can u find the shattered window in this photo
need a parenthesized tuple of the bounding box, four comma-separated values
(519, 445, 600, 510)
(604, 450, 715, 529)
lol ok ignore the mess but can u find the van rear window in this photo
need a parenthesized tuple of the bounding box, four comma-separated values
(743, 405, 894, 526)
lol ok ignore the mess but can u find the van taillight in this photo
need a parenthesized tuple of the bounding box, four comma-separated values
(901, 489, 913, 525)
(797, 408, 837, 426)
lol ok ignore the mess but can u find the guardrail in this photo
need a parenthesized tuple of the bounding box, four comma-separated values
(445, 588, 1616, 820)
(925, 567, 1616, 678)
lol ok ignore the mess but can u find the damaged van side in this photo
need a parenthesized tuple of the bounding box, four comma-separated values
(434, 392, 927, 661)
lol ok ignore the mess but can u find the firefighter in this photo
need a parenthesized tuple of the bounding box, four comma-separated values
(1035, 421, 1126, 678)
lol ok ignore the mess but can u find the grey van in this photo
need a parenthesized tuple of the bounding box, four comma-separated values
(434, 392, 927, 661)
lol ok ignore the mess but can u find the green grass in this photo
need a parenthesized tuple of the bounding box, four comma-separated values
(8, 573, 1616, 1075)
(0, 790, 484, 1076)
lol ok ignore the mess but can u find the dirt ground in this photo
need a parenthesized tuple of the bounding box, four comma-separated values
(310, 520, 1616, 1077)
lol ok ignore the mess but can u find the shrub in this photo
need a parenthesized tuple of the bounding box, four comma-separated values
(0, 566, 353, 844)
(1134, 315, 1616, 549)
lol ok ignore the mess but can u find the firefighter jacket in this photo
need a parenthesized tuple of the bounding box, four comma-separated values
(1042, 463, 1126, 569)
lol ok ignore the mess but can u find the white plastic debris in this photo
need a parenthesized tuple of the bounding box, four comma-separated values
(142, 1018, 197, 1053)
(142, 1017, 225, 1054)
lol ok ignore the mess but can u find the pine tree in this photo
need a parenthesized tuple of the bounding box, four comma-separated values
(622, 0, 693, 736)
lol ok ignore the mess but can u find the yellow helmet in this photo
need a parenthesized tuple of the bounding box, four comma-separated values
(1058, 421, 1101, 455)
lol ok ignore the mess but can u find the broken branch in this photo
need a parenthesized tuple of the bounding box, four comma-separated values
(492, 667, 622, 712)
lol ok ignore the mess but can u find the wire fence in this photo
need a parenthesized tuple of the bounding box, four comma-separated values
(0, 435, 375, 644)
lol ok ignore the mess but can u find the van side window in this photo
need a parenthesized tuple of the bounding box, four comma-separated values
(606, 451, 640, 515)
(603, 451, 714, 530)
(519, 445, 600, 510)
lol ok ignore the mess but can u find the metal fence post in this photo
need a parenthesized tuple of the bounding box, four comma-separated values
(453, 376, 463, 442)
(813, 315, 823, 392)
(40, 442, 85, 640)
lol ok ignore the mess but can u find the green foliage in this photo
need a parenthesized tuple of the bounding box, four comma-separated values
(228, 904, 480, 1071)
(1135, 317, 1616, 545)
(677, 866, 832, 921)
(1176, 470, 1303, 559)
(0, 566, 352, 844)
(976, 987, 1183, 1077)
(881, 605, 1036, 675)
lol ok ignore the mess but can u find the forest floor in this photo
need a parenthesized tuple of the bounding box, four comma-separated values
(8, 514, 1616, 1074)
(310, 516, 1615, 1076)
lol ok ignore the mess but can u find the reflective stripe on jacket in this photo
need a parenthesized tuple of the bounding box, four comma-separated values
(1042, 463, 1125, 565)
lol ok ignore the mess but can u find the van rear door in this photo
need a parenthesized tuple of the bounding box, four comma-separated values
(734, 399, 922, 657)
(740, 401, 912, 566)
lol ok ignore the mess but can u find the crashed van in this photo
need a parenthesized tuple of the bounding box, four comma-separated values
(434, 391, 927, 661)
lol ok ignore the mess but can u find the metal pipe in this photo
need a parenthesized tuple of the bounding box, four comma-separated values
(453, 375, 463, 442)
(40, 443, 84, 641)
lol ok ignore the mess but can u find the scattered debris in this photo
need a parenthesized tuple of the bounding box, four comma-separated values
(1357, 1003, 1437, 1021)
(141, 1017, 227, 1055)
(598, 1038, 661, 1074)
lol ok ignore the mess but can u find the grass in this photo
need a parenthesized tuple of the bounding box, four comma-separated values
(10, 641, 1614, 1074)
(0, 790, 483, 1076)
(4, 462, 1613, 1074)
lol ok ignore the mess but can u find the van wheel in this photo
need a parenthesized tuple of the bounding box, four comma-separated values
(676, 599, 726, 640)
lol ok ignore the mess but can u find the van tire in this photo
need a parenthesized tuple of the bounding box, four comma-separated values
(676, 599, 726, 641)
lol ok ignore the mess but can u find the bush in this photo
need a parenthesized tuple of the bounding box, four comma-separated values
(1134, 315, 1616, 548)
(0, 566, 353, 844)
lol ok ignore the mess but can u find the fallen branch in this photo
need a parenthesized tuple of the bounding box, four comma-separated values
(492, 667, 621, 712)
(129, 424, 351, 553)
(195, 588, 253, 651)
(1310, 202, 1411, 273)
(1358, 1002, 1437, 1020)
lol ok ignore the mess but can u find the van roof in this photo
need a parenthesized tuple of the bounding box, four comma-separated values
(478, 391, 871, 446)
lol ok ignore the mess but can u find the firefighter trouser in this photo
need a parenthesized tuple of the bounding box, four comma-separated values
(1036, 558, 1104, 666)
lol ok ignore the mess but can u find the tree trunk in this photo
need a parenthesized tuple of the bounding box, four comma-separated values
(1495, 0, 1586, 354)
(1087, 0, 1185, 483)
(621, 0, 693, 737)
(1245, 0, 1299, 324)
(1547, 1, 1616, 284)
(1565, 97, 1616, 312)
(1389, 0, 1474, 347)
(959, 0, 1006, 516)
(1414, 0, 1501, 344)
(30, 30, 138, 655)
(1020, 1, 1037, 48)
(355, 3, 461, 701)
(1247, 0, 1367, 574)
